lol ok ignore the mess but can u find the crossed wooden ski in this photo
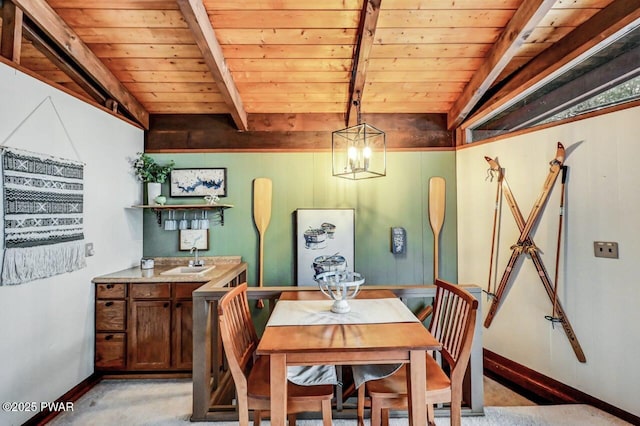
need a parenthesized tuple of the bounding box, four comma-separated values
(484, 142, 586, 363)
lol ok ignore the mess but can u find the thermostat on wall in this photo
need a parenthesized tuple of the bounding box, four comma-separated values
(391, 227, 407, 254)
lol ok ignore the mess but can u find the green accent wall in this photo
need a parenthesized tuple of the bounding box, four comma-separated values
(143, 151, 457, 287)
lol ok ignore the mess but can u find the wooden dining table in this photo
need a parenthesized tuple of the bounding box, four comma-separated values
(256, 289, 441, 425)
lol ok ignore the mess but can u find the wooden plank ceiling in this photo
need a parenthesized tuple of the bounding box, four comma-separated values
(1, 0, 628, 134)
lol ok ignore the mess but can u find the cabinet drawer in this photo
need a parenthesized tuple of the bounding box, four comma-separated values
(96, 283, 126, 299)
(95, 333, 126, 369)
(130, 283, 171, 299)
(96, 300, 126, 331)
(175, 283, 203, 299)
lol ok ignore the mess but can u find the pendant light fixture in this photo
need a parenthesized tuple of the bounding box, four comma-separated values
(332, 92, 386, 180)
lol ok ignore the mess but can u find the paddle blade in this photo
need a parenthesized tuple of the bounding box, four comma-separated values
(429, 177, 446, 234)
(253, 178, 272, 232)
(429, 176, 445, 281)
(253, 177, 272, 309)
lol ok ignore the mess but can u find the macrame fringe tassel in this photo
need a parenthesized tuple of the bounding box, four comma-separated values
(1, 240, 86, 285)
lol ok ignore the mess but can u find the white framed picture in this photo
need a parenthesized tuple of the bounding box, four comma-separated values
(296, 208, 355, 286)
(179, 229, 209, 251)
(170, 168, 227, 197)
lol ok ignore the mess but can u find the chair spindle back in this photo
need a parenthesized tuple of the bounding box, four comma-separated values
(428, 279, 479, 370)
(218, 283, 259, 385)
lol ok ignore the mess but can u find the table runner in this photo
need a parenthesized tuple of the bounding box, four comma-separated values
(266, 298, 420, 327)
(267, 298, 419, 387)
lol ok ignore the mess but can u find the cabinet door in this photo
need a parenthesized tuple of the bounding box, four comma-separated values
(128, 300, 171, 370)
(173, 300, 194, 370)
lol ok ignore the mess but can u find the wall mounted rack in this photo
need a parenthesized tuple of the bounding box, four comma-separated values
(132, 203, 234, 227)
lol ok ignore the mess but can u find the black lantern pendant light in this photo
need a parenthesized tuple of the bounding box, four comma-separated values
(332, 93, 386, 180)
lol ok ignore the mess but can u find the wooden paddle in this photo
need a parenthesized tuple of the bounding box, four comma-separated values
(429, 177, 446, 282)
(253, 178, 272, 309)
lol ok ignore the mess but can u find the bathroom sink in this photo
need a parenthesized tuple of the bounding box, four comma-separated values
(160, 265, 216, 276)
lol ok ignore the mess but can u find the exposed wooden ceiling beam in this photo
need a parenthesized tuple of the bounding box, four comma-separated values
(10, 0, 149, 128)
(464, 0, 640, 130)
(146, 113, 453, 152)
(177, 0, 248, 131)
(22, 22, 107, 105)
(346, 0, 381, 128)
(447, 0, 556, 130)
(1, 0, 24, 63)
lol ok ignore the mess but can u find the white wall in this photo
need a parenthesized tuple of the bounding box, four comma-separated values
(457, 106, 640, 417)
(0, 63, 143, 425)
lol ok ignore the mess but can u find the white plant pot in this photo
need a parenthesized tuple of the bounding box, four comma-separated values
(147, 182, 162, 205)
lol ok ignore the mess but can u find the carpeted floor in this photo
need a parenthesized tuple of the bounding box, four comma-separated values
(48, 378, 630, 425)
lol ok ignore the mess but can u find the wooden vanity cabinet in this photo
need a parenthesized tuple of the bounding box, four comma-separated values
(94, 263, 247, 376)
(94, 282, 203, 374)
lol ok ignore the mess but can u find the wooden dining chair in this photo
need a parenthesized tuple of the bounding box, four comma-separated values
(218, 283, 334, 426)
(357, 279, 479, 426)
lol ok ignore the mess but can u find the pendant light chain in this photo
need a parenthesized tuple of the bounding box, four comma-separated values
(355, 90, 362, 126)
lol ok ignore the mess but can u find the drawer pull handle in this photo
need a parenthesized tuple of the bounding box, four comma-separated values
(105, 301, 114, 307)
(106, 284, 114, 289)
(164, 302, 169, 308)
(176, 302, 182, 308)
(105, 335, 113, 340)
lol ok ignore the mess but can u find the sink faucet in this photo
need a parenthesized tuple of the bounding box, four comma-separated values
(189, 247, 204, 267)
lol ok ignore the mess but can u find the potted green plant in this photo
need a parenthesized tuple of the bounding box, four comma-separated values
(131, 152, 175, 205)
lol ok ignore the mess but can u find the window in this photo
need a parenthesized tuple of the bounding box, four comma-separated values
(468, 24, 640, 143)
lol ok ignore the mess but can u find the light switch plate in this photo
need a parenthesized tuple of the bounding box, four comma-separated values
(85, 242, 95, 257)
(593, 241, 618, 259)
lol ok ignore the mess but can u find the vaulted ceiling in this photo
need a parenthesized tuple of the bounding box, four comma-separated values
(1, 0, 638, 141)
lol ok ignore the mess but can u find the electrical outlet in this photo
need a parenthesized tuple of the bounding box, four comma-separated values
(593, 241, 618, 259)
(85, 242, 95, 257)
